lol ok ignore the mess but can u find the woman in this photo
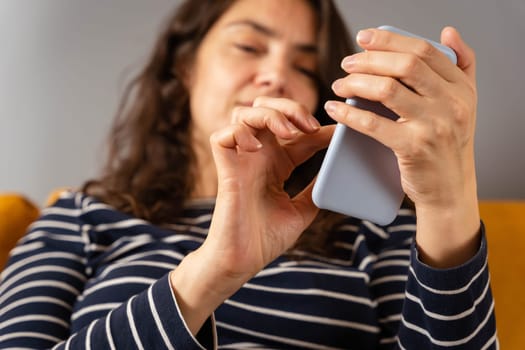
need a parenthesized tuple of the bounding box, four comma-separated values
(0, 0, 496, 348)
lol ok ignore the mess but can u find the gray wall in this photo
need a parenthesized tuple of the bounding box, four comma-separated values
(1, 0, 524, 204)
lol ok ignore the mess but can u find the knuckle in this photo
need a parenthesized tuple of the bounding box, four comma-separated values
(414, 41, 436, 60)
(359, 111, 379, 132)
(378, 78, 399, 100)
(432, 120, 455, 141)
(401, 55, 420, 77)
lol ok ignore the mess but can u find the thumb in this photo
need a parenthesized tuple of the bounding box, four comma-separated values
(441, 26, 476, 81)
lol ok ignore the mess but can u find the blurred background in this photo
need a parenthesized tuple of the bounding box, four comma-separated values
(1, 0, 524, 204)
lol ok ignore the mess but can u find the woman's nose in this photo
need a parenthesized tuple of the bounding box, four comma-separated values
(253, 58, 288, 97)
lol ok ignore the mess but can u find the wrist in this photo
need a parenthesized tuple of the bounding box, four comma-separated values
(170, 248, 244, 335)
(414, 186, 481, 268)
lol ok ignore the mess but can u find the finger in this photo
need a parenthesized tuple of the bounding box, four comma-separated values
(210, 124, 263, 152)
(283, 124, 335, 166)
(332, 73, 424, 119)
(324, 100, 406, 152)
(232, 106, 304, 140)
(291, 179, 320, 226)
(356, 28, 459, 82)
(252, 96, 321, 132)
(340, 50, 445, 97)
(440, 26, 476, 82)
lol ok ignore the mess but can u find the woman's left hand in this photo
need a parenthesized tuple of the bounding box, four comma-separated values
(325, 27, 480, 267)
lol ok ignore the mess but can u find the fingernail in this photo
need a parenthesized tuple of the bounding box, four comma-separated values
(309, 115, 321, 130)
(357, 30, 373, 45)
(285, 119, 299, 134)
(331, 79, 342, 91)
(342, 55, 356, 70)
(324, 101, 338, 115)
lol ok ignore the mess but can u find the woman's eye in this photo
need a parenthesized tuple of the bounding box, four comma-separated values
(235, 44, 260, 54)
(296, 66, 318, 81)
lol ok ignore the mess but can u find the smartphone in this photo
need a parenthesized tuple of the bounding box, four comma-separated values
(312, 25, 457, 225)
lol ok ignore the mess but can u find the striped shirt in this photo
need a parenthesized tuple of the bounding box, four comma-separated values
(0, 191, 497, 349)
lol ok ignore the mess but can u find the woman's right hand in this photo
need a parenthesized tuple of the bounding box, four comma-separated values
(171, 97, 334, 334)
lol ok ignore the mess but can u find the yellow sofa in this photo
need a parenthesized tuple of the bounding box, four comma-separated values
(0, 193, 523, 348)
(479, 200, 525, 349)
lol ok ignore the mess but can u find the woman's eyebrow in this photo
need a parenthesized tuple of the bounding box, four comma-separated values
(227, 19, 318, 54)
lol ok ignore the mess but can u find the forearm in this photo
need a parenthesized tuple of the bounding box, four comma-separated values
(170, 246, 247, 336)
(414, 170, 481, 269)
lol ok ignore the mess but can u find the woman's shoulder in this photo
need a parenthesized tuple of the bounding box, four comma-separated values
(41, 190, 140, 227)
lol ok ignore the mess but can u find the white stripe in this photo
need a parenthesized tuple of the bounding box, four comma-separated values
(63, 333, 72, 350)
(373, 259, 410, 270)
(333, 241, 354, 250)
(1, 251, 84, 281)
(98, 260, 176, 280)
(224, 299, 380, 333)
(0, 265, 85, 296)
(0, 331, 62, 343)
(0, 296, 72, 317)
(28, 220, 80, 232)
(127, 296, 145, 350)
(219, 342, 265, 349)
(7, 241, 44, 256)
(379, 335, 398, 344)
(285, 249, 354, 267)
(0, 314, 68, 330)
(377, 249, 411, 259)
(375, 293, 405, 304)
(378, 313, 402, 324)
(0, 280, 79, 308)
(216, 321, 346, 350)
(176, 213, 213, 225)
(94, 234, 154, 262)
(351, 234, 366, 255)
(369, 275, 408, 287)
(72, 303, 121, 321)
(405, 276, 492, 321)
(105, 309, 117, 350)
(399, 208, 416, 215)
(335, 224, 359, 232)
(41, 206, 82, 217)
(85, 320, 95, 350)
(21, 230, 85, 245)
(162, 234, 206, 244)
(357, 255, 377, 270)
(409, 256, 488, 295)
(147, 285, 175, 350)
(81, 276, 155, 299)
(255, 266, 370, 283)
(363, 221, 389, 239)
(92, 218, 149, 232)
(243, 282, 376, 307)
(400, 299, 495, 347)
(387, 224, 417, 233)
(480, 332, 499, 350)
(278, 259, 349, 269)
(96, 249, 184, 269)
(82, 202, 116, 213)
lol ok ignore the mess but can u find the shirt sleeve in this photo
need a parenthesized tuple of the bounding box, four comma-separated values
(0, 197, 217, 350)
(398, 223, 498, 349)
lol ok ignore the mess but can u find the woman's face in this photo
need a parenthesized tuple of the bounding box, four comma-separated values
(187, 0, 319, 148)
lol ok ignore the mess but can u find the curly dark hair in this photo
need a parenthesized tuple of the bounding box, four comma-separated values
(83, 0, 356, 256)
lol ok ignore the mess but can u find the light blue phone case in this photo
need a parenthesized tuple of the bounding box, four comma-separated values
(312, 25, 457, 225)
